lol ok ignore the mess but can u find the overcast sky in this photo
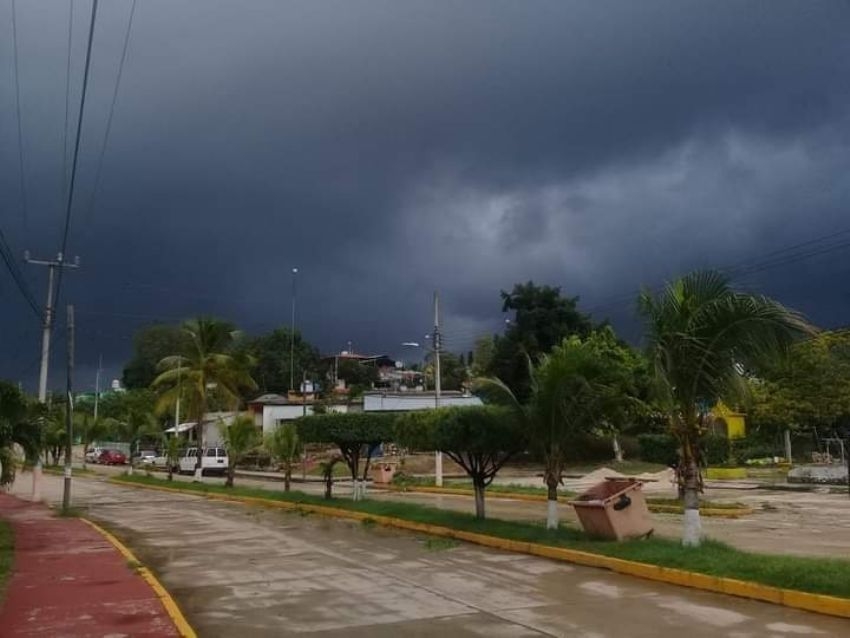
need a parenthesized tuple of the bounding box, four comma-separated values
(2, 0, 850, 393)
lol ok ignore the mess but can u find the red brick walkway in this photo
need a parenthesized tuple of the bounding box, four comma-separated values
(0, 493, 179, 637)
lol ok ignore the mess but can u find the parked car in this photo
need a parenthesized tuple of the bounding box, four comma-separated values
(178, 447, 228, 476)
(98, 449, 127, 465)
(133, 450, 157, 466)
(85, 447, 103, 463)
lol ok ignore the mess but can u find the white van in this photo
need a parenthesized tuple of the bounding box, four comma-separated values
(178, 447, 228, 476)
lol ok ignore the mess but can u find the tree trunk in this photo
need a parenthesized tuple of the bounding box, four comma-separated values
(473, 481, 486, 519)
(167, 465, 173, 481)
(613, 435, 624, 463)
(682, 458, 702, 547)
(284, 467, 291, 492)
(546, 479, 559, 530)
(225, 464, 234, 488)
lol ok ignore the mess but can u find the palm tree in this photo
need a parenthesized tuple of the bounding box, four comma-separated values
(163, 435, 183, 481)
(638, 270, 813, 546)
(479, 328, 639, 529)
(0, 381, 41, 486)
(265, 422, 301, 492)
(152, 318, 257, 480)
(219, 415, 259, 487)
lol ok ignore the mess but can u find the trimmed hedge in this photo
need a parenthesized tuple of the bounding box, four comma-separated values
(637, 433, 678, 465)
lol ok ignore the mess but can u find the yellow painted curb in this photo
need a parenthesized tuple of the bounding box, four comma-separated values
(379, 485, 753, 518)
(81, 518, 197, 638)
(108, 478, 850, 620)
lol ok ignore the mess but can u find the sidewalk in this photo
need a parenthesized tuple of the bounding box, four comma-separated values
(0, 493, 180, 637)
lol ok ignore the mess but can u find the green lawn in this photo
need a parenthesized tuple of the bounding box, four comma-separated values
(0, 519, 13, 600)
(114, 474, 850, 599)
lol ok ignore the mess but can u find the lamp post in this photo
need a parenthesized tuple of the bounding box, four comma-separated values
(289, 267, 298, 392)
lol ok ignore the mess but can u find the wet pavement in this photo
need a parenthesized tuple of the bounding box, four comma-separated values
(8, 474, 848, 637)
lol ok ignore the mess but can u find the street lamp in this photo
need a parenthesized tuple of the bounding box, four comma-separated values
(290, 267, 298, 392)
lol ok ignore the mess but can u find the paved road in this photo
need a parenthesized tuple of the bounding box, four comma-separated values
(9, 474, 847, 637)
(77, 464, 850, 558)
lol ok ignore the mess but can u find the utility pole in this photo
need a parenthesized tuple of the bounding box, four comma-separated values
(290, 267, 298, 392)
(433, 291, 443, 486)
(25, 251, 79, 501)
(62, 305, 74, 511)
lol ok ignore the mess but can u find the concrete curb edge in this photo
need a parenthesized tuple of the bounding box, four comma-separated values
(109, 478, 850, 620)
(80, 517, 197, 638)
(378, 484, 753, 518)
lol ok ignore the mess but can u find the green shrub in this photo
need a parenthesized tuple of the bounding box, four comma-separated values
(702, 435, 731, 466)
(637, 433, 678, 464)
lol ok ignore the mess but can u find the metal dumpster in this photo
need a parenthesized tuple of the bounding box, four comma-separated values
(569, 477, 654, 541)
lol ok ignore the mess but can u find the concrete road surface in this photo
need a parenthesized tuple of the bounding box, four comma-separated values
(9, 475, 846, 637)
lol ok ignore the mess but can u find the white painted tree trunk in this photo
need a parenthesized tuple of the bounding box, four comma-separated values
(193, 467, 203, 481)
(546, 499, 559, 530)
(128, 463, 134, 476)
(682, 508, 702, 547)
(31, 460, 42, 502)
(613, 435, 624, 463)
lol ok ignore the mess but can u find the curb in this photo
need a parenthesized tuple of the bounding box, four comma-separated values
(378, 485, 754, 518)
(80, 518, 197, 638)
(109, 478, 850, 620)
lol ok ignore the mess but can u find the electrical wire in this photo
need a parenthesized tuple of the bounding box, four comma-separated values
(0, 225, 42, 318)
(11, 0, 29, 232)
(62, 0, 74, 193)
(81, 0, 136, 233)
(55, 0, 99, 306)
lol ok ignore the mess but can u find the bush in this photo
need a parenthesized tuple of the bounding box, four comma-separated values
(637, 433, 678, 464)
(702, 435, 731, 466)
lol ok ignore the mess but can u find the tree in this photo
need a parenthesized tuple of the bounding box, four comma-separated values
(152, 317, 257, 479)
(470, 335, 495, 377)
(243, 327, 320, 394)
(335, 359, 379, 397)
(297, 412, 397, 500)
(480, 329, 642, 529)
(0, 381, 41, 486)
(489, 282, 594, 401)
(638, 270, 812, 546)
(265, 422, 302, 491)
(75, 412, 118, 469)
(109, 389, 161, 474)
(123, 324, 189, 389)
(424, 351, 467, 391)
(220, 415, 260, 487)
(749, 331, 850, 437)
(395, 406, 526, 519)
(164, 435, 182, 481)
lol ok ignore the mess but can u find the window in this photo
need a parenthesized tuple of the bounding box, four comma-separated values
(205, 448, 217, 457)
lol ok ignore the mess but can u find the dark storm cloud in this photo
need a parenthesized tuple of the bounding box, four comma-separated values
(1, 0, 849, 390)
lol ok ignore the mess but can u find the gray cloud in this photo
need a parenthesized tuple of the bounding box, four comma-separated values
(1, 0, 849, 390)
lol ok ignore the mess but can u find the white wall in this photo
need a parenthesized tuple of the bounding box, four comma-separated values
(260, 403, 351, 437)
(363, 394, 483, 412)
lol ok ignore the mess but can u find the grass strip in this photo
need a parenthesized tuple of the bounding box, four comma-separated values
(0, 519, 13, 601)
(112, 473, 850, 599)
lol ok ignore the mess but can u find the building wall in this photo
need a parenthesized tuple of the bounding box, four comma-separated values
(363, 394, 483, 412)
(260, 403, 351, 437)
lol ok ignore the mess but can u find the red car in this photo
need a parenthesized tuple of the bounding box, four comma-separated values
(98, 449, 127, 465)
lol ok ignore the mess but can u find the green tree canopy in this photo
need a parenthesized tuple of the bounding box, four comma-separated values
(395, 406, 525, 519)
(489, 282, 594, 401)
(297, 412, 396, 497)
(220, 415, 260, 487)
(0, 381, 42, 485)
(748, 331, 850, 436)
(123, 324, 189, 389)
(242, 327, 321, 394)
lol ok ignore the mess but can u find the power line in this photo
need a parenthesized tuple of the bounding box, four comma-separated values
(0, 226, 41, 317)
(55, 0, 99, 306)
(82, 0, 136, 233)
(11, 0, 28, 232)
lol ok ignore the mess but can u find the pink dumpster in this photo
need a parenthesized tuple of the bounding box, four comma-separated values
(569, 477, 654, 541)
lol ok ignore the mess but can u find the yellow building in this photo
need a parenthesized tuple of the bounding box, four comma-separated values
(709, 401, 746, 439)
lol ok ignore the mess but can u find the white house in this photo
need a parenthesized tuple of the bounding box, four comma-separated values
(363, 391, 483, 412)
(248, 394, 354, 438)
(164, 411, 237, 447)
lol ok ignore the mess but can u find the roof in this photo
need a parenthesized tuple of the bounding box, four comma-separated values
(249, 393, 290, 406)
